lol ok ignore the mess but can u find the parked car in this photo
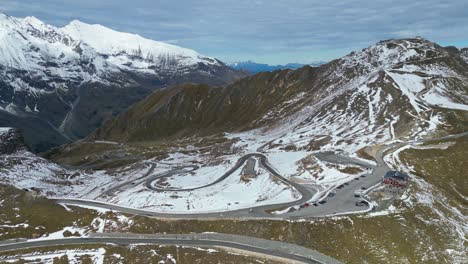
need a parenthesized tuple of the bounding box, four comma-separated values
(319, 200, 327, 204)
(304, 203, 310, 207)
(355, 200, 369, 206)
(328, 192, 336, 197)
(354, 189, 365, 197)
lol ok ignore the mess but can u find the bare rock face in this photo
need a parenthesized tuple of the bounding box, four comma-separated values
(0, 128, 27, 155)
(0, 13, 246, 152)
(460, 48, 468, 64)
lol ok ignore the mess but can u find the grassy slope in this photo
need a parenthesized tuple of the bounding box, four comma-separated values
(106, 205, 455, 264)
(44, 134, 233, 168)
(90, 67, 318, 142)
(0, 244, 283, 264)
(0, 185, 97, 240)
(399, 136, 467, 212)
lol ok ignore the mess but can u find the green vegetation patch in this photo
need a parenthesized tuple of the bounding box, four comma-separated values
(0, 185, 97, 240)
(399, 137, 468, 206)
(0, 244, 283, 264)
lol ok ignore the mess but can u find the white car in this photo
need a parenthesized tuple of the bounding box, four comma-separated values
(354, 189, 365, 197)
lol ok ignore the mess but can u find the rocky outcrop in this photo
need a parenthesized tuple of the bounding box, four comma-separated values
(0, 128, 28, 154)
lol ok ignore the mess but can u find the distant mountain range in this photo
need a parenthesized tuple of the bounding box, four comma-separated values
(228, 61, 326, 73)
(0, 13, 246, 151)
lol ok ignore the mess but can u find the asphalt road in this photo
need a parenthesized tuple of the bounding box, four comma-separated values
(145, 153, 310, 194)
(59, 131, 468, 219)
(50, 147, 390, 219)
(53, 153, 317, 219)
(0, 233, 342, 264)
(8, 133, 467, 263)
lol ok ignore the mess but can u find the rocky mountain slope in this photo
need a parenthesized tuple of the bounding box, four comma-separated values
(3, 38, 468, 263)
(91, 38, 468, 152)
(0, 13, 246, 152)
(48, 38, 468, 263)
(0, 127, 27, 154)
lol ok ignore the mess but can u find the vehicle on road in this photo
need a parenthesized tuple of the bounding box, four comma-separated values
(355, 200, 369, 207)
(354, 189, 365, 197)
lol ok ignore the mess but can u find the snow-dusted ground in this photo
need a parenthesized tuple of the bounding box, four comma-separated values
(2, 39, 468, 215)
(0, 146, 301, 213)
(0, 149, 133, 198)
(107, 156, 299, 213)
(0, 248, 106, 264)
(382, 143, 468, 263)
(156, 154, 237, 189)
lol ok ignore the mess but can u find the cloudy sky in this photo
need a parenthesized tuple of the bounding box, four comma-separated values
(1, 0, 467, 64)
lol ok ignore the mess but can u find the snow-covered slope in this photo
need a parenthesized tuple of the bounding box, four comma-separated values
(241, 38, 468, 156)
(0, 13, 219, 80)
(0, 129, 298, 213)
(93, 38, 468, 156)
(62, 20, 214, 67)
(0, 13, 244, 151)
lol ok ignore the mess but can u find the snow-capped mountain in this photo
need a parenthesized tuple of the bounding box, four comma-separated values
(92, 38, 468, 153)
(0, 13, 246, 151)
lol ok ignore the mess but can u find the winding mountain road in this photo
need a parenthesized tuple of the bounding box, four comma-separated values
(53, 153, 316, 219)
(54, 132, 468, 219)
(0, 233, 342, 264)
(39, 132, 468, 264)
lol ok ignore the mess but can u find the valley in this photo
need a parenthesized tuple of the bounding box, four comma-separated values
(0, 14, 467, 263)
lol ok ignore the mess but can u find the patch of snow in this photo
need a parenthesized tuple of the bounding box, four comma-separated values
(106, 160, 300, 213)
(423, 90, 468, 111)
(0, 248, 106, 264)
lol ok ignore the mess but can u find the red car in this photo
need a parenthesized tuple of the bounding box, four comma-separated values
(304, 203, 310, 207)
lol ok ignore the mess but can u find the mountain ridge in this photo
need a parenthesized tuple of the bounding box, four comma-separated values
(0, 13, 246, 151)
(90, 38, 468, 149)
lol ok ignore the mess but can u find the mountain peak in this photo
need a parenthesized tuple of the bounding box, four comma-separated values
(0, 12, 10, 20)
(61, 19, 212, 64)
(0, 13, 246, 151)
(22, 16, 44, 26)
(340, 37, 447, 73)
